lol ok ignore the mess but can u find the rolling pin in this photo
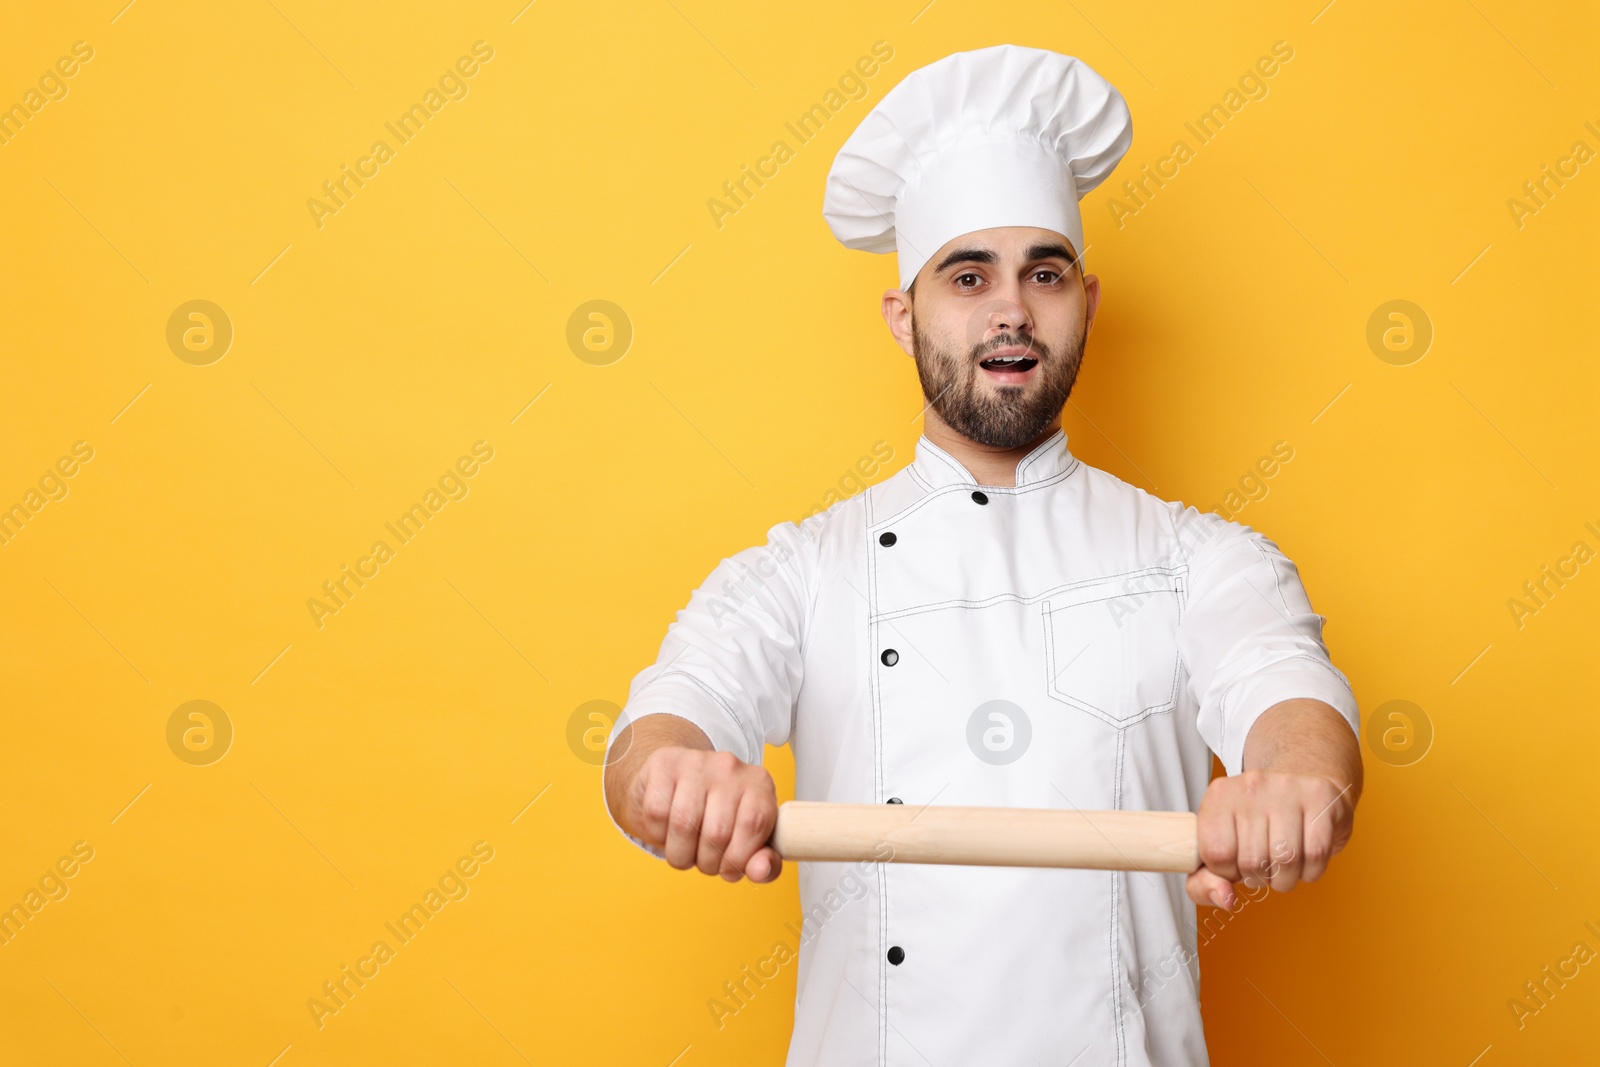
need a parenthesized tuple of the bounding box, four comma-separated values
(771, 801, 1198, 873)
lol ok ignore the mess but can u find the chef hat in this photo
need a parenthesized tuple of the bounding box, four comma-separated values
(823, 44, 1133, 290)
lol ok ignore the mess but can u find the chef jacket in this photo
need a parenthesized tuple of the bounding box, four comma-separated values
(605, 428, 1359, 1067)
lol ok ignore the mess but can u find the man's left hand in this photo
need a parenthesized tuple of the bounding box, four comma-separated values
(1185, 769, 1355, 909)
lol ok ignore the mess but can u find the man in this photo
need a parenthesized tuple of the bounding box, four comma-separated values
(604, 44, 1362, 1066)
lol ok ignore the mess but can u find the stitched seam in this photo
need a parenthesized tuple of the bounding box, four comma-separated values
(1014, 428, 1066, 483)
(796, 526, 822, 664)
(865, 475, 888, 1067)
(866, 458, 1081, 530)
(1176, 569, 1192, 722)
(866, 485, 883, 809)
(791, 520, 829, 745)
(1110, 864, 1122, 1067)
(1043, 606, 1154, 721)
(1219, 686, 1230, 767)
(872, 564, 1184, 623)
(1253, 539, 1294, 616)
(1040, 585, 1184, 724)
(1042, 599, 1057, 710)
(916, 437, 976, 484)
(1112, 727, 1128, 1067)
(655, 669, 756, 761)
(1232, 652, 1349, 684)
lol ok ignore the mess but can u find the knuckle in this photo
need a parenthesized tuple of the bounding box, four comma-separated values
(642, 794, 672, 825)
(737, 805, 770, 836)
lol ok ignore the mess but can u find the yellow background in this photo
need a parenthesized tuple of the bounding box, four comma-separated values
(1, 1, 1596, 1064)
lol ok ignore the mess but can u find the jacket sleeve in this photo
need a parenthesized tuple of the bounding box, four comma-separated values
(1175, 508, 1359, 776)
(602, 517, 818, 856)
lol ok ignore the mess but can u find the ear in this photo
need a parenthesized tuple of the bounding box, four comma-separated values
(881, 289, 915, 357)
(1081, 272, 1103, 337)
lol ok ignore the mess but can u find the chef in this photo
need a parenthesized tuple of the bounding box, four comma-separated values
(603, 44, 1363, 1067)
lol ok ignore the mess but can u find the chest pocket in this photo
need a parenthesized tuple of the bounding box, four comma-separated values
(1041, 569, 1185, 728)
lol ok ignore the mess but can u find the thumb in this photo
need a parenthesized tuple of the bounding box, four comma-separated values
(1187, 867, 1234, 909)
(744, 846, 784, 884)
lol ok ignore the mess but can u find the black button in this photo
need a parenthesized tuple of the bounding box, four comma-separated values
(879, 531, 897, 547)
(887, 946, 905, 966)
(880, 649, 899, 667)
(886, 797, 903, 804)
(971, 491, 989, 505)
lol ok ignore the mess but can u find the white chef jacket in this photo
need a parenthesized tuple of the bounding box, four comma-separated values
(605, 429, 1358, 1067)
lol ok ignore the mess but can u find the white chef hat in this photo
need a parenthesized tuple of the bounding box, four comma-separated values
(823, 44, 1133, 290)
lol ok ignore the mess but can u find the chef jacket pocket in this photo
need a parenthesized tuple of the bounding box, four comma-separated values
(1041, 570, 1184, 728)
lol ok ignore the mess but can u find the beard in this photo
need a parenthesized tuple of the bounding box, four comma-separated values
(911, 314, 1086, 449)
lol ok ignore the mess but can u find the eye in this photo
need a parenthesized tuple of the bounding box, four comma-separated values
(954, 272, 984, 289)
(1032, 269, 1063, 284)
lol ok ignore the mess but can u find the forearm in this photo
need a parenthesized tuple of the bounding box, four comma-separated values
(603, 713, 713, 836)
(1240, 697, 1363, 803)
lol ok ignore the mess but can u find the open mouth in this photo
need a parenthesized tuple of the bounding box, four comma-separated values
(978, 353, 1039, 379)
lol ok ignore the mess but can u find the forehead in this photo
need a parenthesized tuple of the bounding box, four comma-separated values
(937, 225, 1073, 254)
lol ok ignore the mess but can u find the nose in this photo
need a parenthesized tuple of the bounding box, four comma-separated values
(965, 289, 1034, 352)
(988, 303, 1031, 336)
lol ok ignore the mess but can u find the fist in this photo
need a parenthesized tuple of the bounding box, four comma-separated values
(1186, 770, 1354, 909)
(626, 747, 782, 883)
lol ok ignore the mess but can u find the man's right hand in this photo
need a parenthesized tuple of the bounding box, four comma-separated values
(604, 715, 783, 884)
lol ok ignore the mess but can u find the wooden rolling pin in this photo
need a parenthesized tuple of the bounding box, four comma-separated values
(771, 801, 1198, 873)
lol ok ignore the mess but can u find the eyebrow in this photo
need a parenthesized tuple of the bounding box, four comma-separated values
(931, 242, 1078, 275)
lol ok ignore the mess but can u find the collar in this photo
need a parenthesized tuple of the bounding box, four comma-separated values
(909, 428, 1077, 490)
